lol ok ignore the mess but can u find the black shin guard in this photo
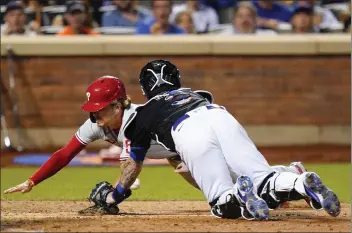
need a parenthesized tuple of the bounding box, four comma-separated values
(210, 194, 243, 219)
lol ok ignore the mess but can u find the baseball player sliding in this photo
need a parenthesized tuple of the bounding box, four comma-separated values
(2, 76, 190, 207)
(2, 75, 212, 210)
(81, 60, 340, 220)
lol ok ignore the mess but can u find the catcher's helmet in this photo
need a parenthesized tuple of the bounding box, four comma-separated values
(139, 60, 181, 100)
(81, 76, 127, 113)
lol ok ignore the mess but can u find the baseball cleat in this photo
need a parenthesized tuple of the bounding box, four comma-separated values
(236, 175, 269, 220)
(303, 172, 341, 217)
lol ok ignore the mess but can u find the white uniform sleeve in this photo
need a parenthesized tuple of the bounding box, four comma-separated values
(75, 119, 104, 145)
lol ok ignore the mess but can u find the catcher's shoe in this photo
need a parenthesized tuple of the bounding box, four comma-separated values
(236, 175, 269, 220)
(303, 172, 341, 217)
(78, 204, 119, 216)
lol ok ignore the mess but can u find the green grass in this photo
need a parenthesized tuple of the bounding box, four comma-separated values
(1, 163, 350, 202)
(1, 166, 204, 201)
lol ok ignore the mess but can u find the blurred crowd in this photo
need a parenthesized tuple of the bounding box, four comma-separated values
(0, 0, 351, 36)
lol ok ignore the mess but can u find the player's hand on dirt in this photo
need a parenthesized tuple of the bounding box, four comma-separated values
(175, 162, 190, 173)
(4, 179, 35, 194)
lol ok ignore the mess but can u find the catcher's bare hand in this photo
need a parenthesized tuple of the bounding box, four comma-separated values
(4, 179, 34, 194)
(175, 162, 190, 173)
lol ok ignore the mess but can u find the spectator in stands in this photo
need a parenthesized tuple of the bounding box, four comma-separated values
(136, 0, 184, 35)
(281, 1, 295, 7)
(343, 17, 350, 33)
(170, 0, 219, 33)
(174, 11, 195, 34)
(200, 0, 237, 24)
(293, 0, 339, 31)
(219, 2, 276, 35)
(252, 0, 292, 31)
(290, 5, 317, 33)
(320, 0, 350, 5)
(57, 1, 99, 35)
(52, 1, 99, 29)
(1, 1, 36, 36)
(21, 0, 51, 34)
(101, 0, 151, 27)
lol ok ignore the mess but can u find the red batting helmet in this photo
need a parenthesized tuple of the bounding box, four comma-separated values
(81, 76, 127, 112)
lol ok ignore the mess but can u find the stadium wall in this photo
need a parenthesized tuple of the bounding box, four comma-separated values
(0, 35, 350, 150)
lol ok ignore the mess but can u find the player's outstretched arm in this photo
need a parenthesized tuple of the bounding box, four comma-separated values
(4, 136, 85, 194)
(106, 157, 143, 204)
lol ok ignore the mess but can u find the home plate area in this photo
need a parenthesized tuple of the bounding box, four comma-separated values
(1, 200, 350, 232)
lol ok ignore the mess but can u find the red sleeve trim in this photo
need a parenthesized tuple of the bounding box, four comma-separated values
(75, 133, 88, 145)
(29, 136, 86, 185)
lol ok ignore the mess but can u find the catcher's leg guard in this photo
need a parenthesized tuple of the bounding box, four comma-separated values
(271, 162, 310, 208)
(258, 172, 306, 210)
(258, 171, 341, 217)
(210, 193, 243, 219)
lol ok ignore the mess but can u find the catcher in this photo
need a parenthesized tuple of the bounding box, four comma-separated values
(80, 60, 340, 220)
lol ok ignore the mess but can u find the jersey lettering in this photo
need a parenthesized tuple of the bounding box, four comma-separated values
(125, 139, 131, 154)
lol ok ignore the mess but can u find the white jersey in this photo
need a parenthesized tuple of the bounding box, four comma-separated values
(75, 103, 176, 161)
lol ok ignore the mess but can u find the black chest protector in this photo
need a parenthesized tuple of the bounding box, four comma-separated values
(129, 88, 210, 152)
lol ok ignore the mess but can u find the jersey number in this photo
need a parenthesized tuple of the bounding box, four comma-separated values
(125, 139, 131, 154)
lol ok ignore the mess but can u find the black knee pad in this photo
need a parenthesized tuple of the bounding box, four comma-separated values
(210, 195, 243, 219)
(260, 185, 282, 209)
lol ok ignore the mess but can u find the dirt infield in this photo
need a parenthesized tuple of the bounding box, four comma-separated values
(1, 200, 350, 232)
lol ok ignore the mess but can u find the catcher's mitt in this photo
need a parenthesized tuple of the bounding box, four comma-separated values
(78, 181, 119, 216)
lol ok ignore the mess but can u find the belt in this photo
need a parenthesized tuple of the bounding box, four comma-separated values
(172, 105, 224, 131)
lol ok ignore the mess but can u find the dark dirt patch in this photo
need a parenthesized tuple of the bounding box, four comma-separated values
(1, 200, 350, 232)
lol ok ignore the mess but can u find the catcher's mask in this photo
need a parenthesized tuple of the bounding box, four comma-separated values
(139, 60, 181, 100)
